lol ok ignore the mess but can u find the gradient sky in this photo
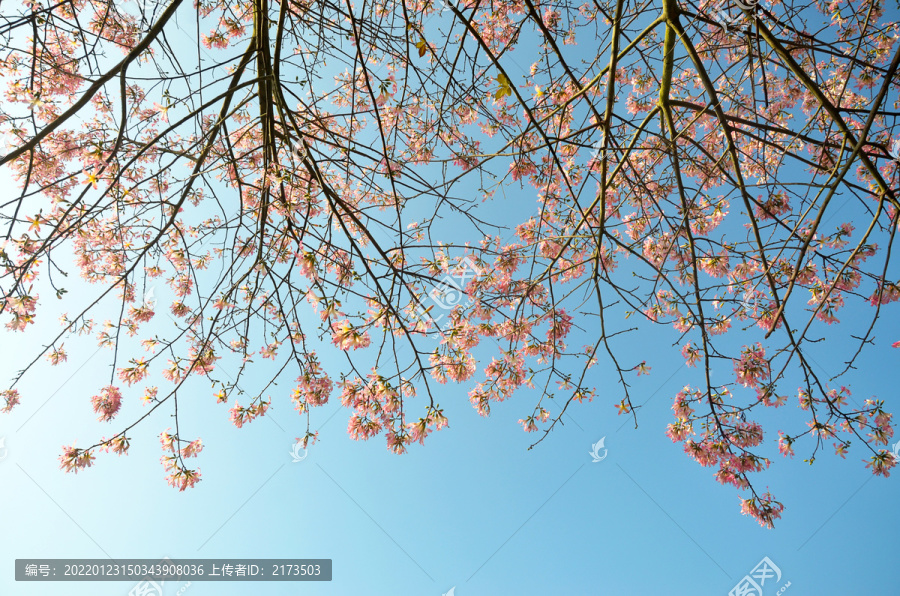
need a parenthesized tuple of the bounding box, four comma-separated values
(3, 249, 898, 595)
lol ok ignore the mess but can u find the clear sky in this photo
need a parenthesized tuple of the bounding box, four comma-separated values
(2, 281, 898, 595)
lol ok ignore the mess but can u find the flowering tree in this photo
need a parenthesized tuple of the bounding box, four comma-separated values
(1, 0, 898, 527)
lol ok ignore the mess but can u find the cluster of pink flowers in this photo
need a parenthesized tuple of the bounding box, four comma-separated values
(291, 358, 333, 412)
(429, 348, 477, 384)
(667, 383, 779, 524)
(100, 435, 130, 456)
(866, 450, 897, 477)
(408, 406, 449, 446)
(91, 385, 123, 422)
(117, 358, 149, 386)
(518, 407, 550, 432)
(868, 281, 900, 306)
(47, 345, 67, 365)
(740, 493, 784, 529)
(187, 344, 220, 375)
(4, 293, 37, 332)
(732, 343, 769, 389)
(666, 386, 698, 442)
(777, 433, 794, 457)
(58, 444, 95, 473)
(680, 342, 701, 367)
(330, 319, 371, 350)
(754, 191, 791, 220)
(229, 400, 270, 428)
(1, 389, 20, 413)
(338, 372, 436, 453)
(160, 430, 203, 491)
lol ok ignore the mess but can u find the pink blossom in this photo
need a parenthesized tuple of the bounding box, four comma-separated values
(181, 439, 203, 459)
(91, 385, 123, 422)
(733, 343, 769, 389)
(636, 361, 651, 376)
(47, 346, 67, 365)
(100, 436, 130, 456)
(740, 493, 784, 529)
(59, 444, 95, 473)
(330, 320, 371, 351)
(229, 400, 269, 428)
(680, 342, 701, 367)
(1, 389, 21, 413)
(777, 433, 794, 458)
(166, 466, 202, 491)
(865, 450, 897, 477)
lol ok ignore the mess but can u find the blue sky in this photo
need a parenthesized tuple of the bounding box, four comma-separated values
(2, 290, 898, 595)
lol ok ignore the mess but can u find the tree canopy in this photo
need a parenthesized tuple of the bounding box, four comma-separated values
(1, 0, 899, 528)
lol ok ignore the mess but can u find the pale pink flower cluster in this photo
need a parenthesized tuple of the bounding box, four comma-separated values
(187, 345, 219, 375)
(740, 493, 784, 529)
(59, 444, 95, 473)
(868, 281, 900, 306)
(518, 407, 550, 432)
(468, 349, 533, 416)
(100, 435, 130, 456)
(680, 342, 701, 367)
(866, 450, 897, 477)
(291, 359, 333, 412)
(142, 386, 159, 405)
(408, 406, 449, 446)
(330, 320, 371, 351)
(91, 385, 123, 422)
(160, 430, 203, 491)
(429, 348, 477, 384)
(755, 191, 791, 220)
(117, 357, 149, 386)
(1, 388, 20, 413)
(339, 373, 430, 453)
(47, 345, 67, 365)
(127, 302, 155, 323)
(162, 359, 184, 383)
(229, 400, 270, 428)
(698, 251, 730, 278)
(260, 342, 280, 360)
(777, 433, 794, 457)
(666, 386, 698, 442)
(732, 343, 769, 389)
(162, 460, 202, 491)
(180, 439, 204, 459)
(4, 293, 37, 332)
(807, 281, 844, 324)
(714, 451, 768, 490)
(756, 384, 787, 407)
